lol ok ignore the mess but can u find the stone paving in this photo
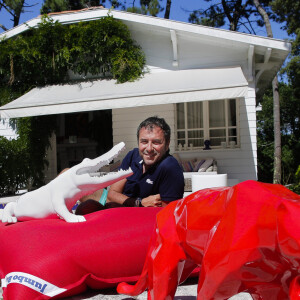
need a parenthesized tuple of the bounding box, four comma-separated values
(1, 278, 253, 300)
(62, 278, 253, 300)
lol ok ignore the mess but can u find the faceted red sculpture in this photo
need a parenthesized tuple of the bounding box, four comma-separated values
(117, 180, 300, 300)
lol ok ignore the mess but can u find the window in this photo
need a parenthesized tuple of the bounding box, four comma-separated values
(176, 99, 239, 150)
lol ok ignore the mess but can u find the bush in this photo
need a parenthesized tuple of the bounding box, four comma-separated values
(0, 136, 30, 196)
(288, 166, 300, 195)
(0, 15, 146, 87)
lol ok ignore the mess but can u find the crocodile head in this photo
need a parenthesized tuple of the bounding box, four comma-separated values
(65, 142, 133, 193)
(75, 142, 128, 175)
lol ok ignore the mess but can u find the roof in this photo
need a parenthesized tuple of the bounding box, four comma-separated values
(0, 7, 291, 101)
(0, 7, 290, 51)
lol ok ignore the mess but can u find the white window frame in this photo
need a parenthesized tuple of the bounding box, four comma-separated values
(175, 99, 240, 150)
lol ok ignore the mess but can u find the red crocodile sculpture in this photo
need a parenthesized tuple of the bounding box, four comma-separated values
(117, 180, 300, 300)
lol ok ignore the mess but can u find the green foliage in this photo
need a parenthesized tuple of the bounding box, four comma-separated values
(0, 14, 145, 194)
(0, 136, 30, 196)
(257, 88, 274, 183)
(0, 85, 22, 107)
(257, 83, 300, 185)
(100, 0, 125, 9)
(41, 0, 103, 14)
(127, 6, 145, 14)
(0, 15, 146, 86)
(41, 0, 165, 17)
(2, 17, 70, 87)
(188, 0, 265, 33)
(288, 166, 300, 195)
(189, 4, 226, 28)
(271, 0, 300, 106)
(143, 0, 163, 17)
(277, 15, 300, 188)
(15, 115, 57, 188)
(188, 0, 276, 34)
(67, 16, 146, 82)
(0, 115, 57, 196)
(271, 0, 300, 35)
(126, 0, 163, 16)
(41, 0, 69, 14)
(0, 0, 27, 28)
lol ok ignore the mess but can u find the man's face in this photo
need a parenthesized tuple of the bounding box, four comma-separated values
(138, 126, 169, 170)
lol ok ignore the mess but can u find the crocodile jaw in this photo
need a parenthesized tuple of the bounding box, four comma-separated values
(75, 142, 126, 176)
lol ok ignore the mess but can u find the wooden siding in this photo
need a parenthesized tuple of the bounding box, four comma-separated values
(112, 104, 176, 156)
(128, 22, 250, 72)
(112, 87, 257, 183)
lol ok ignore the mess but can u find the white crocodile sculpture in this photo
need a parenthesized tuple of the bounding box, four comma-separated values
(0, 142, 132, 223)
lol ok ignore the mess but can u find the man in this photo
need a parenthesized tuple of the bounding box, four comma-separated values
(107, 116, 184, 207)
(75, 116, 184, 214)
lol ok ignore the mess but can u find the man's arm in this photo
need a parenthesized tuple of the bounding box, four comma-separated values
(141, 195, 163, 207)
(107, 179, 163, 207)
(79, 189, 104, 203)
(106, 179, 128, 205)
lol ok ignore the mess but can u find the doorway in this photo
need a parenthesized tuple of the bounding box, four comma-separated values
(56, 110, 112, 173)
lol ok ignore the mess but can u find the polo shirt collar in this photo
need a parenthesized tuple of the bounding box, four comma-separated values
(135, 150, 170, 174)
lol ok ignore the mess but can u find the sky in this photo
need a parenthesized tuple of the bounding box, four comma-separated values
(0, 0, 289, 39)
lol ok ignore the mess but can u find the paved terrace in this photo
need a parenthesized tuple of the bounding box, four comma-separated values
(64, 282, 253, 300)
(0, 278, 253, 299)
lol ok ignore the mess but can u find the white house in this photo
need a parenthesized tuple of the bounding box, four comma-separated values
(0, 119, 18, 140)
(0, 7, 290, 185)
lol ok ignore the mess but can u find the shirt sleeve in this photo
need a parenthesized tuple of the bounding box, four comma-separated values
(157, 157, 184, 202)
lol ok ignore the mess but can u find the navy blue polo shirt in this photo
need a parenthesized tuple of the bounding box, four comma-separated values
(120, 148, 184, 202)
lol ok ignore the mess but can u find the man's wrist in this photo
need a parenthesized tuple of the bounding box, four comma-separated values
(135, 197, 143, 207)
(123, 197, 144, 207)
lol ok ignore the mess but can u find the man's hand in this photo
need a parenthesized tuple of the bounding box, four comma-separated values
(141, 194, 162, 207)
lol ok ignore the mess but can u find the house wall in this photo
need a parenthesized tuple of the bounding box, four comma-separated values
(126, 21, 249, 73)
(111, 25, 257, 183)
(112, 86, 258, 183)
(194, 85, 257, 182)
(0, 119, 18, 140)
(112, 104, 176, 156)
(44, 83, 258, 184)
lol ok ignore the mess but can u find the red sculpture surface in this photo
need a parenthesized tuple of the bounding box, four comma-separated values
(117, 180, 300, 300)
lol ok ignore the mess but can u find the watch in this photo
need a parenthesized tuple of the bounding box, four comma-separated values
(135, 197, 142, 207)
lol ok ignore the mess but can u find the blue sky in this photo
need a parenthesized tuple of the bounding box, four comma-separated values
(0, 0, 289, 39)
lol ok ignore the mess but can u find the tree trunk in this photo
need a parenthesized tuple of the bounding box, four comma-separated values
(252, 0, 281, 184)
(13, 0, 25, 27)
(221, 0, 241, 31)
(252, 0, 272, 37)
(272, 76, 281, 184)
(164, 0, 171, 19)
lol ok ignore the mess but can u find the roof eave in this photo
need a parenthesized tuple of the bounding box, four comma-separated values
(0, 7, 291, 53)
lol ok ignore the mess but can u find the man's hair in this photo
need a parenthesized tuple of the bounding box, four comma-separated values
(137, 116, 171, 144)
